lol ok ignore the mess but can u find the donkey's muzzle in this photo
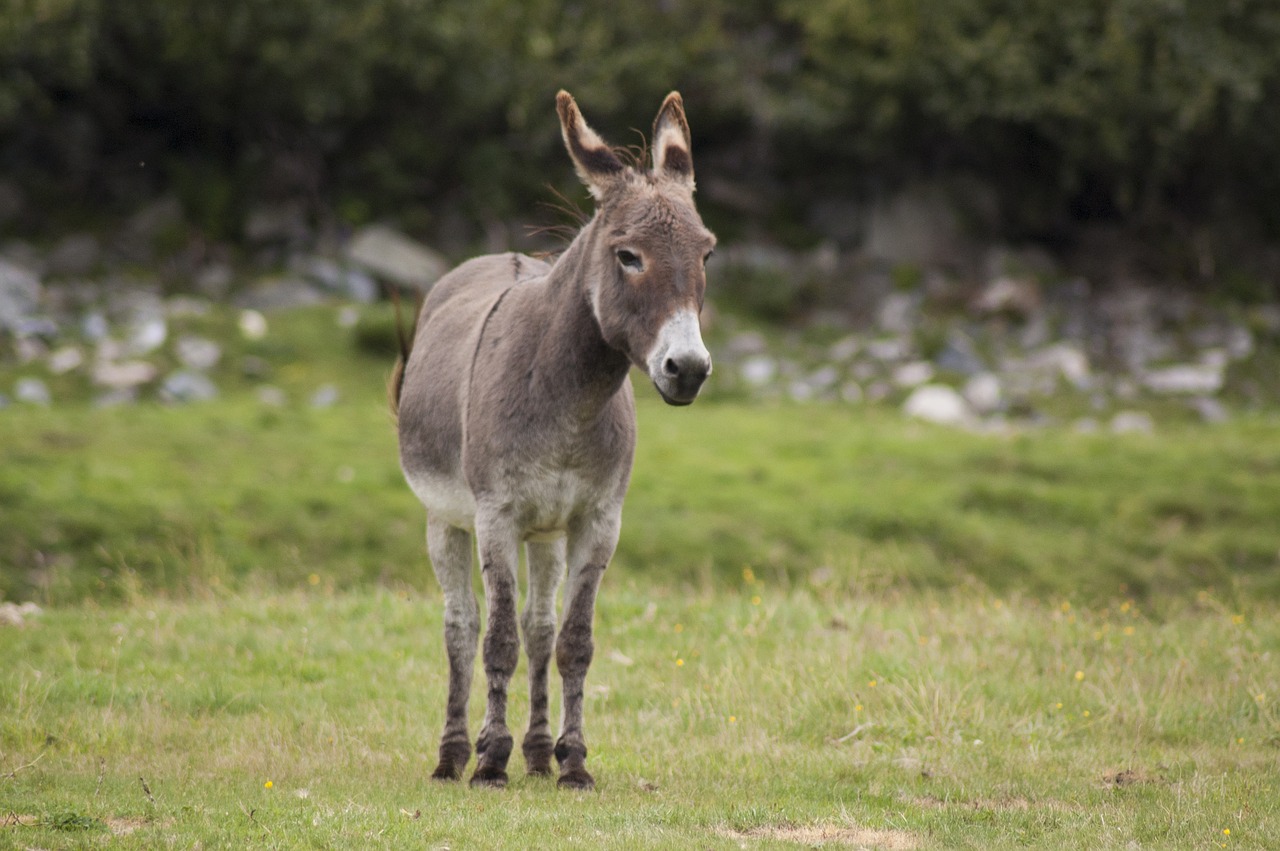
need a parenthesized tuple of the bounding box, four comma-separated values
(655, 352, 711, 406)
(647, 308, 712, 406)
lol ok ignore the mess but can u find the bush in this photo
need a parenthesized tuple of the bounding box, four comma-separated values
(2, 0, 1278, 249)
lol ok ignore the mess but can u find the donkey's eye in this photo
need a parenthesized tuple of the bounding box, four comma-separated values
(702, 249, 714, 266)
(616, 249, 643, 272)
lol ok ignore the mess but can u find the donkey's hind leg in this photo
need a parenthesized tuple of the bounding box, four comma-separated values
(522, 538, 566, 776)
(427, 518, 478, 781)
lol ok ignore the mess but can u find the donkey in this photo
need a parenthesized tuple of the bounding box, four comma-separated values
(390, 91, 715, 790)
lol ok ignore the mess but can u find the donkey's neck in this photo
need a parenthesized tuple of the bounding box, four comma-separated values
(531, 216, 632, 417)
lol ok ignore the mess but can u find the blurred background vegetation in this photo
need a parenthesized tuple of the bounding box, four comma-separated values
(3, 0, 1279, 275)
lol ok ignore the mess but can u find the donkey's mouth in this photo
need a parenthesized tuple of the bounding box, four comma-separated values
(653, 381, 700, 407)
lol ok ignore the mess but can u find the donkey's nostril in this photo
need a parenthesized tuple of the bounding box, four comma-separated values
(663, 357, 680, 377)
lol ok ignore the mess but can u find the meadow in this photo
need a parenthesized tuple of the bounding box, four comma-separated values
(2, 306, 1279, 848)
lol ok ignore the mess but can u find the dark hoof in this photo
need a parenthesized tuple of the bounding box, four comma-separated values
(523, 736, 555, 777)
(431, 740, 472, 781)
(557, 767, 595, 791)
(431, 762, 464, 782)
(469, 765, 509, 788)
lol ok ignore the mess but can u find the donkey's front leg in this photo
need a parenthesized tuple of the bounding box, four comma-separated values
(522, 539, 565, 776)
(555, 513, 619, 790)
(471, 512, 522, 788)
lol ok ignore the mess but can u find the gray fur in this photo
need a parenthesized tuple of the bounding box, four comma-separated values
(397, 90, 714, 790)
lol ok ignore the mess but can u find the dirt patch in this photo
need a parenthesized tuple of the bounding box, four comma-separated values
(1102, 768, 1156, 787)
(105, 817, 155, 836)
(718, 824, 920, 849)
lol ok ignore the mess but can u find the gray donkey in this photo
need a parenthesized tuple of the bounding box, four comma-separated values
(391, 90, 715, 790)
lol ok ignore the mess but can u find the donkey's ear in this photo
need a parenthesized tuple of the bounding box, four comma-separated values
(652, 92, 694, 187)
(557, 90, 625, 200)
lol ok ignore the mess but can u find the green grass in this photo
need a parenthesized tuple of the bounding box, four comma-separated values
(3, 304, 1280, 847)
(1, 588, 1277, 848)
(3, 305, 1280, 607)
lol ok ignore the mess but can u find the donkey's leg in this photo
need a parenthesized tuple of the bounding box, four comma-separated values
(554, 513, 620, 790)
(470, 512, 521, 788)
(427, 518, 478, 781)
(522, 538, 566, 776)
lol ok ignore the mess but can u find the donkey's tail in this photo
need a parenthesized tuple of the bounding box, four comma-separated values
(387, 286, 419, 420)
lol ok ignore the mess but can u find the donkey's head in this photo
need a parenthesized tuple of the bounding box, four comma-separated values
(557, 90, 716, 406)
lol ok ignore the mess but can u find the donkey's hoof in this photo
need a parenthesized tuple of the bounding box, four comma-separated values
(556, 767, 595, 791)
(469, 765, 509, 788)
(523, 735, 555, 777)
(431, 762, 464, 782)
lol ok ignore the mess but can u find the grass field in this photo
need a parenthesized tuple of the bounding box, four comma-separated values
(2, 305, 1279, 848)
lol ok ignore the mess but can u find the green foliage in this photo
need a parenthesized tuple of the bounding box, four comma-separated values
(3, 0, 1278, 241)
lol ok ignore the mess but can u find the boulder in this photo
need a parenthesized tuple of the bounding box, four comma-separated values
(903, 384, 973, 427)
(0, 257, 42, 332)
(346, 225, 448, 292)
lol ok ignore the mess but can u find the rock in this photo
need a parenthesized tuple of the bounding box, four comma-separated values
(0, 257, 42, 332)
(1072, 417, 1100, 434)
(971, 275, 1042, 319)
(175, 336, 222, 371)
(126, 314, 168, 356)
(840, 382, 863, 403)
(934, 330, 986, 375)
(828, 335, 861, 362)
(337, 305, 361, 328)
(93, 360, 158, 389)
(81, 311, 109, 341)
(346, 225, 448, 291)
(865, 337, 912, 362)
(290, 254, 378, 303)
(892, 361, 935, 388)
(1142, 364, 1223, 395)
(160, 370, 218, 403)
(48, 346, 84, 374)
(194, 263, 234, 299)
(234, 277, 325, 311)
(740, 355, 777, 387)
(45, 233, 100, 276)
(903, 384, 973, 426)
(14, 377, 51, 406)
(808, 365, 840, 392)
(238, 310, 269, 340)
(245, 201, 310, 244)
(1110, 410, 1155, 435)
(876, 292, 917, 334)
(963, 372, 1004, 415)
(310, 384, 340, 408)
(1189, 397, 1229, 424)
(0, 601, 42, 628)
(1021, 343, 1091, 390)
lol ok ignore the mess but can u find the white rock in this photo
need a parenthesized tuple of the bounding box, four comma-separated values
(876, 292, 917, 334)
(160, 370, 218, 403)
(893, 360, 934, 388)
(93, 360, 158, 389)
(347, 225, 448, 291)
(238, 309, 268, 340)
(740, 355, 777, 387)
(1142, 364, 1223, 395)
(903, 384, 973, 426)
(48, 346, 84, 375)
(1110, 411, 1155, 434)
(311, 384, 340, 408)
(176, 336, 222, 371)
(14, 377, 51, 406)
(963, 372, 1003, 414)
